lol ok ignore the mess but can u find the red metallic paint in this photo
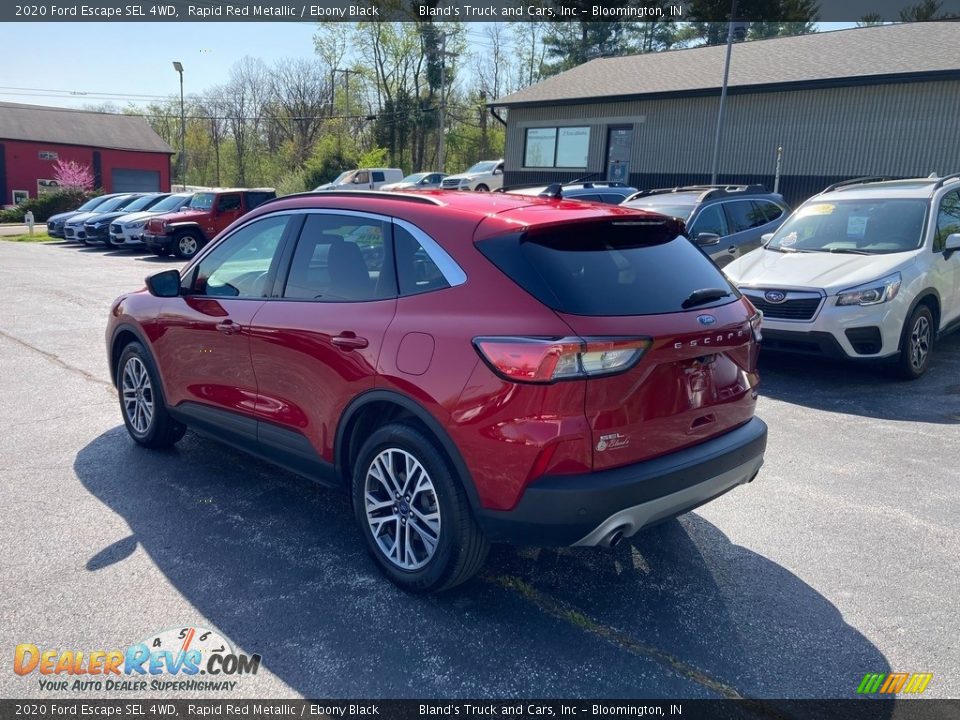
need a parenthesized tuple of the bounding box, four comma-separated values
(107, 190, 761, 515)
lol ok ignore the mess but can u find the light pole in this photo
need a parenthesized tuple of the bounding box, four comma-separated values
(173, 61, 185, 190)
(709, 0, 737, 185)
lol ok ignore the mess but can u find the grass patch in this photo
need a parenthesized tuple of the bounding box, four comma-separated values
(2, 231, 53, 242)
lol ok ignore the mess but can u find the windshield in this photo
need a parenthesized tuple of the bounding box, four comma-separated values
(76, 196, 108, 212)
(401, 173, 427, 183)
(123, 195, 161, 212)
(769, 199, 928, 255)
(466, 162, 497, 174)
(150, 194, 191, 212)
(96, 195, 136, 212)
(623, 201, 695, 221)
(330, 171, 353, 185)
(189, 193, 215, 210)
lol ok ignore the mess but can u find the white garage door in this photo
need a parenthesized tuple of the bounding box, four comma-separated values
(111, 169, 161, 192)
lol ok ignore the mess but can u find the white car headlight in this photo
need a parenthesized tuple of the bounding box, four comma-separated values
(836, 272, 902, 306)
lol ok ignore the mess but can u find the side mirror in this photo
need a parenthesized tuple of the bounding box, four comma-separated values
(761, 232, 775, 245)
(493, 168, 503, 175)
(146, 269, 182, 298)
(945, 233, 960, 254)
(695, 232, 721, 247)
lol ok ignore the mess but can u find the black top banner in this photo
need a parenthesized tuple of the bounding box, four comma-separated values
(2, 700, 960, 720)
(5, 0, 960, 23)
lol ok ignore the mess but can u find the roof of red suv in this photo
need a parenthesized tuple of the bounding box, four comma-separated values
(252, 189, 670, 240)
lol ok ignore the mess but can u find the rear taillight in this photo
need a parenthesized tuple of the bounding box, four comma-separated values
(473, 336, 651, 384)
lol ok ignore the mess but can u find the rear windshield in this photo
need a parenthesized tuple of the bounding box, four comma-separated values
(478, 220, 738, 316)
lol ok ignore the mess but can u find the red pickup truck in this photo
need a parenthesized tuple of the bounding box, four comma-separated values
(143, 188, 275, 259)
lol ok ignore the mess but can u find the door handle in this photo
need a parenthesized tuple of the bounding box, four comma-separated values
(331, 332, 369, 350)
(728, 246, 737, 254)
(216, 320, 241, 335)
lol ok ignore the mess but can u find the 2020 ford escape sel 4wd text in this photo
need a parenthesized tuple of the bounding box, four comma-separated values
(106, 189, 768, 592)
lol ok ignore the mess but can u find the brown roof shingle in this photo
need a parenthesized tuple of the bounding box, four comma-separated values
(493, 22, 960, 107)
(0, 102, 173, 153)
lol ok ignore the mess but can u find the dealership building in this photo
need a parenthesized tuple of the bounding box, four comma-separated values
(491, 22, 960, 206)
(0, 102, 172, 206)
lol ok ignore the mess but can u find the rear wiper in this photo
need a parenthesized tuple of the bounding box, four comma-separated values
(682, 288, 732, 309)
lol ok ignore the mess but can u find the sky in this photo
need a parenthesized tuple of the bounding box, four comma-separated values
(3, 21, 857, 112)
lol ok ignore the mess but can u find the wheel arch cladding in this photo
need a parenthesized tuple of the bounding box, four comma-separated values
(335, 390, 482, 510)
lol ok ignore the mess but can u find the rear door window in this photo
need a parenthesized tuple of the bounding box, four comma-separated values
(724, 200, 769, 232)
(478, 219, 737, 316)
(756, 200, 785, 223)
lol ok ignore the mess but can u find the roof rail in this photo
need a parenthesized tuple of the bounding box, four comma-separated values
(623, 183, 768, 204)
(255, 189, 445, 208)
(819, 176, 891, 194)
(933, 172, 960, 189)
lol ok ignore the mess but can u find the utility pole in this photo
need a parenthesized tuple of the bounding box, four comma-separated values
(334, 68, 362, 159)
(436, 33, 456, 172)
(709, 0, 737, 185)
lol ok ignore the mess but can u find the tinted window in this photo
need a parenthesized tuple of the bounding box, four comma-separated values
(192, 216, 289, 298)
(573, 194, 602, 202)
(372, 171, 385, 183)
(218, 195, 241, 212)
(246, 191, 275, 209)
(599, 192, 628, 205)
(689, 204, 728, 237)
(756, 200, 784, 223)
(725, 200, 769, 233)
(478, 220, 737, 316)
(395, 226, 450, 296)
(283, 214, 393, 302)
(935, 191, 960, 252)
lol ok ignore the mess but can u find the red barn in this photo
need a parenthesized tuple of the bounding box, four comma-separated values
(0, 102, 173, 207)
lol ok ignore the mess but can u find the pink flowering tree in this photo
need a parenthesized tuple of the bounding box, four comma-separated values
(52, 159, 95, 192)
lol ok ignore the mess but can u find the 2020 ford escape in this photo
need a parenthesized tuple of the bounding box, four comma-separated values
(107, 189, 768, 592)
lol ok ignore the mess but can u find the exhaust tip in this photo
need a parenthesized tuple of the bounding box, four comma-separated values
(606, 528, 626, 548)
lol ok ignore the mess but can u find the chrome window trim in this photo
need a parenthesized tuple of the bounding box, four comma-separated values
(393, 218, 467, 289)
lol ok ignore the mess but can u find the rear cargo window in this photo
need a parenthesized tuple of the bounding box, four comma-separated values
(478, 220, 738, 316)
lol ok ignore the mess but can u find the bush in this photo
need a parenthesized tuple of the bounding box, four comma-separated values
(275, 169, 311, 197)
(0, 189, 93, 223)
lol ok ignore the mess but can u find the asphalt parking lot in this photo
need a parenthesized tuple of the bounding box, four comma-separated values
(1, 240, 958, 702)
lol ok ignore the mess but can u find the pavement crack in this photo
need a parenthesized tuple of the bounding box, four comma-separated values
(0, 328, 112, 389)
(486, 573, 790, 717)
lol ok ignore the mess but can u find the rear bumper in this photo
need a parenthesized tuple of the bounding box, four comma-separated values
(475, 417, 768, 547)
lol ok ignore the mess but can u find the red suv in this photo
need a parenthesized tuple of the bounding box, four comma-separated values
(107, 190, 767, 592)
(143, 188, 276, 259)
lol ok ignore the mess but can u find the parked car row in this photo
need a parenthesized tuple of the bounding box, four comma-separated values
(310, 160, 506, 193)
(50, 187, 277, 259)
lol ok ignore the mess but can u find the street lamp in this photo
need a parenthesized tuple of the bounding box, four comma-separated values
(172, 61, 185, 190)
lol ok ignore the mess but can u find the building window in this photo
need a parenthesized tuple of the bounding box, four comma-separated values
(38, 151, 59, 160)
(523, 126, 590, 168)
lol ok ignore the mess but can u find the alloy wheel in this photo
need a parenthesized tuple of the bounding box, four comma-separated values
(909, 315, 930, 371)
(179, 236, 198, 256)
(122, 357, 154, 435)
(364, 448, 441, 570)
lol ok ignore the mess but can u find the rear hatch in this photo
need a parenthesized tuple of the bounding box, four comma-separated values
(477, 215, 761, 471)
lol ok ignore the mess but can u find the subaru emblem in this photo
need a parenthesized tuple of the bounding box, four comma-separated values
(697, 315, 717, 326)
(764, 290, 787, 303)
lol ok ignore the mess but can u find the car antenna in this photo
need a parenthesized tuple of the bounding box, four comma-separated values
(538, 183, 564, 200)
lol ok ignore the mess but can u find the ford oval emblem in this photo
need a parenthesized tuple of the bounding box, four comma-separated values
(764, 290, 787, 303)
(697, 314, 717, 326)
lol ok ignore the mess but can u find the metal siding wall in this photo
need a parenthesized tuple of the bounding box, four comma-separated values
(505, 79, 960, 185)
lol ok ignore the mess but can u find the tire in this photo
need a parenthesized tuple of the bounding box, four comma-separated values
(173, 230, 203, 260)
(352, 423, 489, 593)
(117, 341, 186, 449)
(474, 184, 489, 192)
(894, 304, 934, 379)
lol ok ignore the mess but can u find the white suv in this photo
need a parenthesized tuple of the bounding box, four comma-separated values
(440, 160, 504, 192)
(723, 175, 960, 378)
